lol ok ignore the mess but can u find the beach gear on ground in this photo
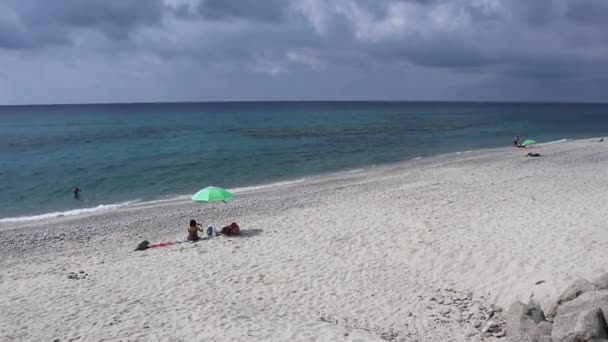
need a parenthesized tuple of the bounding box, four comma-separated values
(136, 240, 184, 250)
(521, 139, 537, 147)
(149, 241, 174, 248)
(136, 240, 150, 251)
(192, 186, 234, 203)
(221, 222, 240, 236)
(207, 225, 216, 237)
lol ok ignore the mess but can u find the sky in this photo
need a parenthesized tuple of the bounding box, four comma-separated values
(0, 0, 607, 104)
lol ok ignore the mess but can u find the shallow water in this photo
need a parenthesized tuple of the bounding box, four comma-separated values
(1, 101, 607, 219)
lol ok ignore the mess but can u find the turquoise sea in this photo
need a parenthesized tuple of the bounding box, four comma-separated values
(1, 101, 607, 221)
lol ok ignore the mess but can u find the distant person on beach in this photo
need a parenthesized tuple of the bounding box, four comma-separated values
(73, 187, 80, 199)
(513, 136, 519, 147)
(188, 219, 204, 241)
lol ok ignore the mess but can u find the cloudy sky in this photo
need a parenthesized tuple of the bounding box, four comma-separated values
(0, 0, 607, 104)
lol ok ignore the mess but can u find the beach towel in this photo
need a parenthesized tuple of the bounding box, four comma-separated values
(149, 241, 174, 248)
(135, 240, 185, 251)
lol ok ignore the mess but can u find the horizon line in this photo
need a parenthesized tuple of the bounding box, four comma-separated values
(1, 99, 608, 107)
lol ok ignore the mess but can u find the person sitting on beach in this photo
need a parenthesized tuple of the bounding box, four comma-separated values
(513, 136, 519, 147)
(220, 222, 240, 236)
(188, 219, 204, 241)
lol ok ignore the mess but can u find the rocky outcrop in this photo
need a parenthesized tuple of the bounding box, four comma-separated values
(505, 275, 608, 342)
(592, 274, 608, 291)
(506, 302, 551, 342)
(551, 291, 608, 342)
(546, 279, 598, 322)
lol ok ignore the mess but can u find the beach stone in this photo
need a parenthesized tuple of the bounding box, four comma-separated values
(472, 320, 482, 328)
(482, 321, 498, 333)
(536, 322, 553, 342)
(592, 274, 608, 290)
(546, 279, 598, 321)
(559, 279, 598, 303)
(552, 307, 607, 342)
(551, 291, 608, 342)
(527, 302, 546, 323)
(441, 307, 451, 315)
(493, 329, 506, 338)
(466, 327, 478, 337)
(506, 302, 546, 342)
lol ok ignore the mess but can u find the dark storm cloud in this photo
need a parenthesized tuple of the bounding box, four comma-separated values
(0, 0, 166, 48)
(566, 0, 608, 26)
(0, 0, 607, 104)
(196, 0, 286, 22)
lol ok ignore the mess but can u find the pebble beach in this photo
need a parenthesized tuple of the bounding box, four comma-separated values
(2, 138, 608, 341)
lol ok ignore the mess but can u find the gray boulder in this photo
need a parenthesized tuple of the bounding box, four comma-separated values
(546, 279, 598, 321)
(506, 302, 549, 342)
(535, 322, 553, 342)
(593, 274, 608, 291)
(551, 290, 608, 342)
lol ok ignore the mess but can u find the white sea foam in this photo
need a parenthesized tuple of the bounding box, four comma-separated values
(539, 138, 569, 145)
(0, 200, 141, 224)
(411, 157, 422, 160)
(344, 168, 364, 174)
(229, 178, 307, 193)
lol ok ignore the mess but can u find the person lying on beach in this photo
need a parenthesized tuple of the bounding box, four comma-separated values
(526, 152, 541, 157)
(220, 222, 240, 236)
(188, 219, 204, 241)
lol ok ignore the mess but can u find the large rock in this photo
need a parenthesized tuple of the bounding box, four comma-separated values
(551, 291, 608, 342)
(506, 302, 549, 342)
(535, 322, 553, 342)
(593, 274, 608, 291)
(546, 279, 598, 321)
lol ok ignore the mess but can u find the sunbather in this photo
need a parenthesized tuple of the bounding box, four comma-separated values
(188, 219, 204, 241)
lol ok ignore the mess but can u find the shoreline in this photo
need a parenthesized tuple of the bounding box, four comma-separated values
(0, 136, 581, 227)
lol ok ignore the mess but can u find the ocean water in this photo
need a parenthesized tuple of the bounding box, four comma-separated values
(1, 101, 608, 220)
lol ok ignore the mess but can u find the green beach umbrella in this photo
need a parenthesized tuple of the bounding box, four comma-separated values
(521, 139, 537, 147)
(192, 186, 234, 203)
